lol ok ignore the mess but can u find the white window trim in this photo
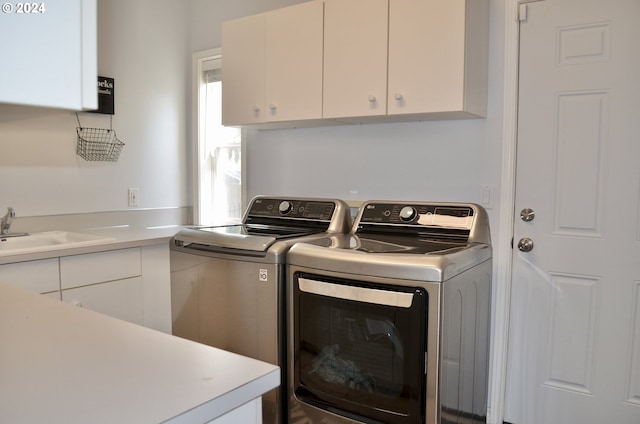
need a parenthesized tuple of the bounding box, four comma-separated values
(192, 48, 247, 225)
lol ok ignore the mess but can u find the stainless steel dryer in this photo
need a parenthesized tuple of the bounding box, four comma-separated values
(287, 201, 492, 424)
(170, 196, 351, 424)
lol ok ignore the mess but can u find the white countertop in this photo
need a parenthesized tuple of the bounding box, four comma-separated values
(0, 225, 182, 264)
(0, 282, 280, 423)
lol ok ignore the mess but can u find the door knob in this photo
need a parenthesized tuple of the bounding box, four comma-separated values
(517, 237, 534, 252)
(520, 208, 535, 222)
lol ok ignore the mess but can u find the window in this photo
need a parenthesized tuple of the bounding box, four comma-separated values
(194, 49, 243, 225)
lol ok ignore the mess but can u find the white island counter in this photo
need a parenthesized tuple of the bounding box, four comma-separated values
(0, 282, 279, 423)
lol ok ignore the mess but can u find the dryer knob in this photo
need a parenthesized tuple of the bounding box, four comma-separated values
(399, 206, 417, 222)
(278, 201, 293, 215)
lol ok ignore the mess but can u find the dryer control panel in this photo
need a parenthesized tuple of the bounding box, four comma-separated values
(359, 203, 475, 230)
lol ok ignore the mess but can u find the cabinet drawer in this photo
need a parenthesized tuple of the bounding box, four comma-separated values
(0, 258, 60, 294)
(60, 248, 141, 289)
(62, 277, 143, 325)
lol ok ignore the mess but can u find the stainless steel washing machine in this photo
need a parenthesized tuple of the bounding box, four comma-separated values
(287, 201, 492, 424)
(170, 196, 351, 424)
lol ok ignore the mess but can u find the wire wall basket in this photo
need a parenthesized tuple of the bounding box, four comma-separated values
(75, 113, 124, 162)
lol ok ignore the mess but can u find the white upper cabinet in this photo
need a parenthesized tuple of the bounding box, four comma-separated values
(222, 1, 324, 127)
(221, 0, 488, 127)
(387, 0, 489, 120)
(221, 12, 266, 126)
(0, 0, 97, 110)
(322, 0, 389, 120)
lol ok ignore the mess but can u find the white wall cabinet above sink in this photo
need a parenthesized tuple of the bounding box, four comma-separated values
(222, 0, 489, 128)
(0, 0, 97, 110)
(222, 0, 324, 127)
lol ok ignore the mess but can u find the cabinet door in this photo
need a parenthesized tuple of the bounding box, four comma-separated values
(265, 0, 323, 123)
(62, 277, 143, 325)
(323, 0, 388, 119)
(0, 0, 97, 110)
(222, 13, 267, 126)
(388, 0, 488, 118)
(0, 258, 60, 295)
(60, 248, 141, 290)
(170, 250, 201, 342)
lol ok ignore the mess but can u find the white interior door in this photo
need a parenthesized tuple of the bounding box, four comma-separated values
(505, 1, 640, 423)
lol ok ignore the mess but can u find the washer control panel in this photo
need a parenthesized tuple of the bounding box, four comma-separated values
(248, 198, 336, 221)
(359, 202, 475, 230)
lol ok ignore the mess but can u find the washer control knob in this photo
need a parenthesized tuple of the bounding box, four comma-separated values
(278, 201, 293, 215)
(399, 206, 417, 222)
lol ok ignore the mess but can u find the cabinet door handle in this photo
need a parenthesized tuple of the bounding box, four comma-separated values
(394, 93, 404, 101)
(368, 95, 377, 103)
(252, 105, 261, 112)
(269, 103, 277, 111)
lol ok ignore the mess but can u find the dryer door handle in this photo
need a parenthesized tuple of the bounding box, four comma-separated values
(298, 278, 414, 308)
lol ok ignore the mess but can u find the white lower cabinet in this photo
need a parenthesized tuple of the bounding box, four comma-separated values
(0, 244, 171, 332)
(62, 276, 144, 325)
(60, 247, 141, 289)
(0, 258, 60, 296)
(206, 398, 262, 424)
(60, 248, 143, 325)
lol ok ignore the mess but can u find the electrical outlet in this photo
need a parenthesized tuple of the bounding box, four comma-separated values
(128, 188, 139, 207)
(480, 185, 493, 210)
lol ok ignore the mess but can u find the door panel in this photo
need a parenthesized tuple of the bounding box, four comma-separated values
(505, 1, 640, 423)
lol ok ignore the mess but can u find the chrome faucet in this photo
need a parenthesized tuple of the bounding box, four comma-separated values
(1, 207, 15, 235)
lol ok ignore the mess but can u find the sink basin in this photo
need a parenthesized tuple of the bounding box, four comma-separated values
(0, 231, 115, 256)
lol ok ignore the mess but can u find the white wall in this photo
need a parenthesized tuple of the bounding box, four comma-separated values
(0, 0, 190, 217)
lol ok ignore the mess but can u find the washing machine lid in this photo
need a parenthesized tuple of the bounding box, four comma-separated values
(172, 196, 353, 255)
(173, 224, 319, 253)
(355, 234, 470, 255)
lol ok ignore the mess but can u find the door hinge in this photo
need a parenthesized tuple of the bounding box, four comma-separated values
(518, 3, 528, 22)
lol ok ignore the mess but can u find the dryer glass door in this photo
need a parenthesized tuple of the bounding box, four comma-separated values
(292, 273, 427, 424)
